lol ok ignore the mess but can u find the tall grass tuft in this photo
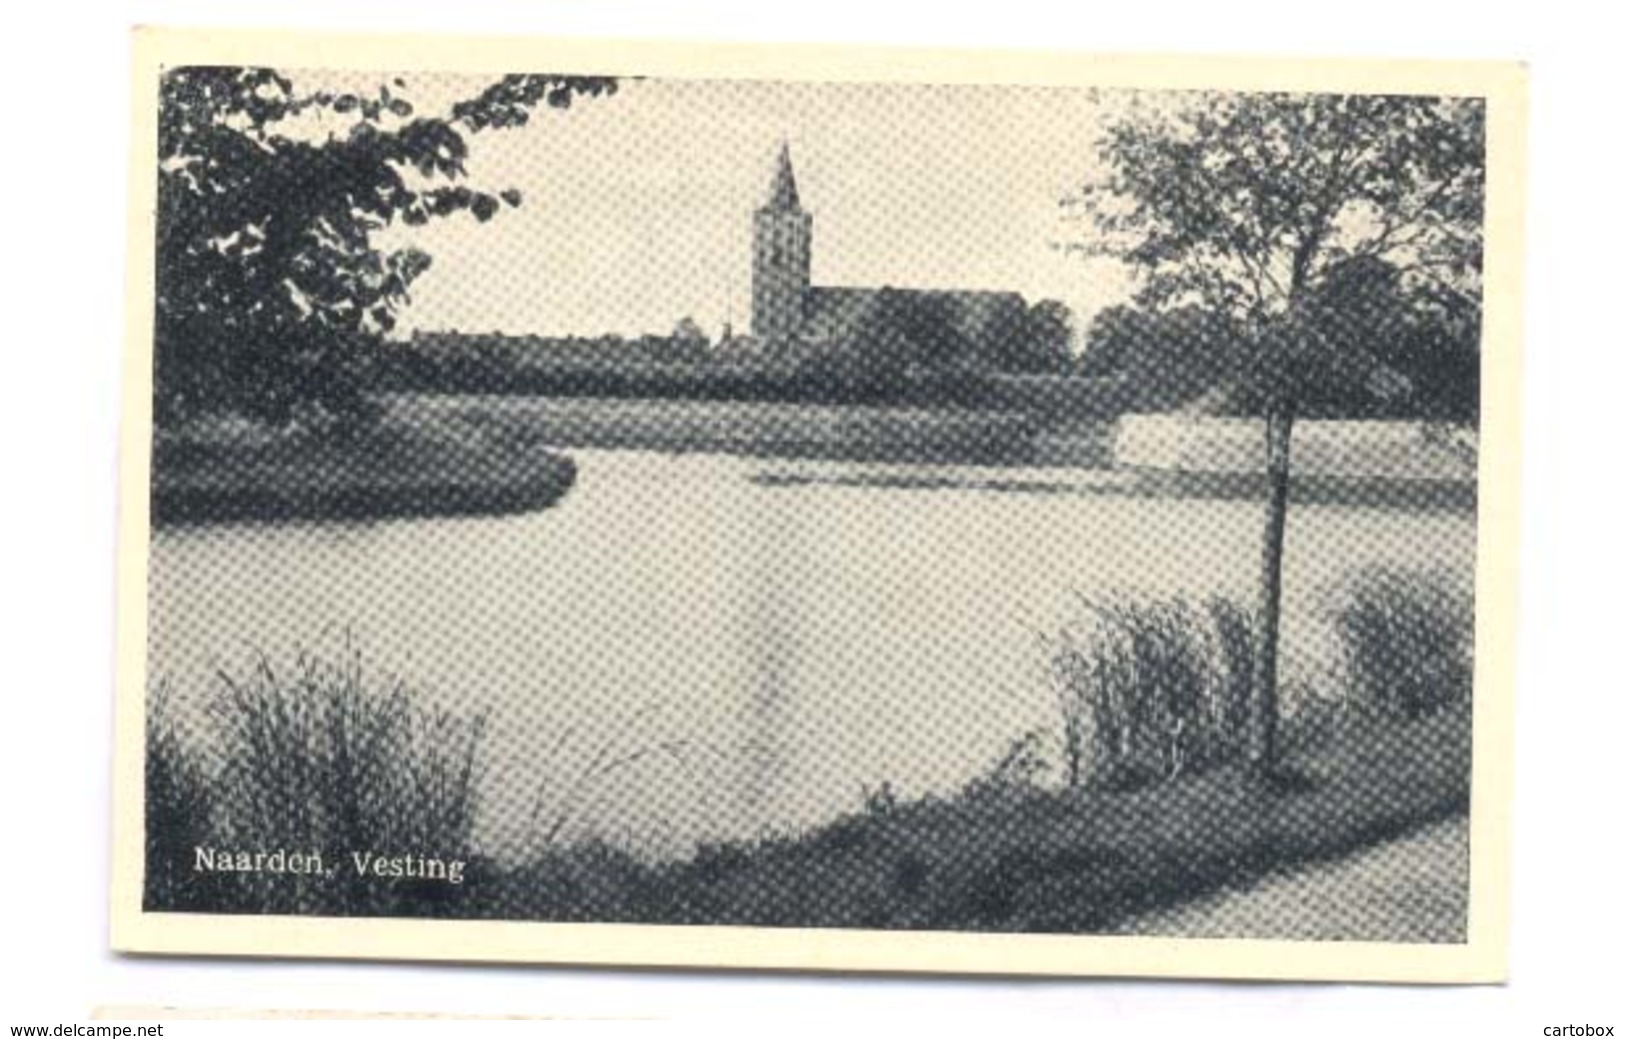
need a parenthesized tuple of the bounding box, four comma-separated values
(143, 683, 221, 911)
(1046, 593, 1256, 790)
(199, 642, 488, 915)
(1329, 565, 1474, 719)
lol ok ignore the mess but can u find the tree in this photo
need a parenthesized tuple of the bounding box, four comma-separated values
(1305, 255, 1481, 422)
(1019, 299, 1078, 374)
(155, 67, 616, 427)
(1080, 304, 1242, 406)
(980, 298, 1076, 375)
(671, 316, 710, 349)
(816, 287, 938, 397)
(1072, 92, 1485, 773)
(881, 290, 972, 369)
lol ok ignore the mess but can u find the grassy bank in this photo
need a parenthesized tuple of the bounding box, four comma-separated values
(153, 393, 1474, 526)
(147, 689, 1470, 933)
(152, 405, 577, 526)
(391, 396, 1471, 508)
(481, 702, 1468, 932)
(395, 393, 1114, 468)
(1118, 467, 1477, 511)
(382, 333, 1132, 423)
(145, 567, 1473, 937)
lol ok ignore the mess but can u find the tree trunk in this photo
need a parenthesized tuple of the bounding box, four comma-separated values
(1249, 401, 1296, 775)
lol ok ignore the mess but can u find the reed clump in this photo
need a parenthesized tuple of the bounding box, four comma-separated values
(1327, 565, 1474, 719)
(145, 643, 488, 916)
(1046, 592, 1256, 790)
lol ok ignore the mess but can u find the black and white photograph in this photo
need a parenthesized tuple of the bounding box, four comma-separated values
(110, 29, 1524, 980)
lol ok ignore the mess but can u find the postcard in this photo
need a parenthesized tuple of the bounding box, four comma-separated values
(111, 27, 1525, 980)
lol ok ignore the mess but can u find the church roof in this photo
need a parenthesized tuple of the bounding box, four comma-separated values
(765, 142, 801, 210)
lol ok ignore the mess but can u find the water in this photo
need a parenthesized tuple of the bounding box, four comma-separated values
(148, 450, 1475, 859)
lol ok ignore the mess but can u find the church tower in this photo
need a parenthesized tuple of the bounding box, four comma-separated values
(751, 143, 812, 341)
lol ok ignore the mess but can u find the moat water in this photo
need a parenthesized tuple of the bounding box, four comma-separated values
(148, 449, 1475, 859)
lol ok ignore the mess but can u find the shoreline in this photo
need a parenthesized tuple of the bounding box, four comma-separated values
(152, 468, 577, 527)
(148, 700, 1471, 937)
(150, 406, 578, 527)
(398, 393, 1478, 506)
(748, 463, 1476, 511)
(148, 393, 1478, 528)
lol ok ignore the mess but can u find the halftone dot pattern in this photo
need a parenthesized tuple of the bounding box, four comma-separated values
(143, 73, 1478, 940)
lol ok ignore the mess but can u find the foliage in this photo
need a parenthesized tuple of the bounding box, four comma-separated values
(1080, 304, 1245, 409)
(820, 290, 1076, 392)
(1017, 299, 1079, 372)
(1068, 92, 1485, 415)
(973, 298, 1076, 375)
(155, 67, 615, 427)
(1307, 255, 1481, 421)
(831, 288, 953, 387)
(142, 684, 219, 911)
(959, 730, 1052, 799)
(1328, 565, 1475, 719)
(1045, 593, 1256, 789)
(1081, 267, 1480, 420)
(670, 316, 710, 347)
(202, 643, 488, 915)
(383, 335, 1126, 422)
(524, 699, 713, 853)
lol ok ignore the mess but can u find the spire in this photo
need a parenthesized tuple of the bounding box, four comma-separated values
(766, 141, 801, 210)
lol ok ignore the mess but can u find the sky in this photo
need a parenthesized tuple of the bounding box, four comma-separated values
(313, 71, 1146, 341)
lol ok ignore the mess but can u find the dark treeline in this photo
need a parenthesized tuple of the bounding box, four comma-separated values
(380, 286, 1089, 415)
(1078, 258, 1481, 424)
(378, 331, 1129, 422)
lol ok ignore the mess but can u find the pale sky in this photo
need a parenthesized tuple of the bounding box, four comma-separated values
(313, 72, 1143, 341)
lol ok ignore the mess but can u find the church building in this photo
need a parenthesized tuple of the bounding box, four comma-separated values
(749, 143, 1029, 353)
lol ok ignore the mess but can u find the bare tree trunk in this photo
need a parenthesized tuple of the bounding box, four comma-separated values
(1249, 401, 1296, 775)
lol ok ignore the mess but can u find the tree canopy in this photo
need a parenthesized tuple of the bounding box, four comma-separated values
(1068, 91, 1485, 419)
(831, 290, 1075, 385)
(1080, 259, 1479, 421)
(1080, 304, 1241, 409)
(155, 67, 616, 427)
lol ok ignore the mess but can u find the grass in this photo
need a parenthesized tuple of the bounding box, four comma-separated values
(142, 684, 218, 912)
(1327, 564, 1475, 719)
(395, 393, 1107, 467)
(155, 393, 1476, 520)
(523, 699, 719, 853)
(145, 642, 488, 917)
(1045, 593, 1256, 789)
(145, 572, 1473, 935)
(460, 700, 1468, 932)
(151, 402, 577, 525)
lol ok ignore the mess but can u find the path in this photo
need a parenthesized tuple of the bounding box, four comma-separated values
(1125, 815, 1470, 942)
